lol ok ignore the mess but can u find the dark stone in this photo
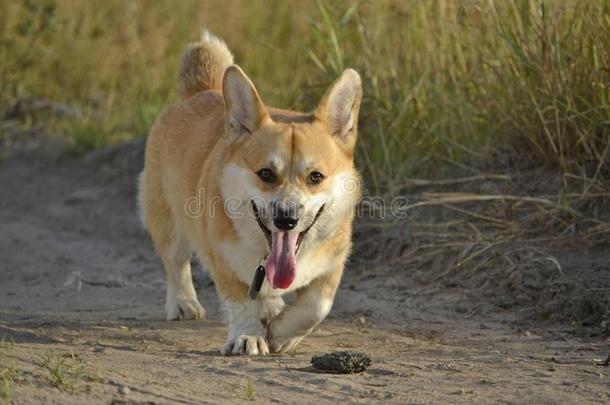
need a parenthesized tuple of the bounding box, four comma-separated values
(311, 350, 371, 374)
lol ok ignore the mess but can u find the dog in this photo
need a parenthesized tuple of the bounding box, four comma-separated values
(139, 30, 362, 355)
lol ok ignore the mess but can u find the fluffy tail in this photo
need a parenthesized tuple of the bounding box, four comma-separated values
(177, 30, 234, 99)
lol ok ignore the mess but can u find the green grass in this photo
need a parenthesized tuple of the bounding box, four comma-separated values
(0, 339, 15, 404)
(243, 378, 255, 401)
(40, 354, 75, 392)
(1, 0, 608, 193)
(39, 351, 89, 392)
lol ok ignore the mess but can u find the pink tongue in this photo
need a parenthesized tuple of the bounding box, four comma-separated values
(264, 231, 298, 289)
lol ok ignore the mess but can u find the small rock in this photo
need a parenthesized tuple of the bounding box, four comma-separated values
(311, 351, 371, 374)
(118, 385, 130, 395)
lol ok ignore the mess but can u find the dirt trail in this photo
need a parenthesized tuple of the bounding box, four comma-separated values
(0, 139, 608, 404)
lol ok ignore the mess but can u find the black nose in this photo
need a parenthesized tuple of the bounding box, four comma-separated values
(273, 208, 298, 230)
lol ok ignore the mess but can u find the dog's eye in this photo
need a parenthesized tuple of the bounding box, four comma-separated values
(307, 171, 325, 185)
(257, 168, 275, 183)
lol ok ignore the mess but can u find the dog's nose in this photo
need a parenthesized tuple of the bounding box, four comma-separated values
(273, 208, 299, 231)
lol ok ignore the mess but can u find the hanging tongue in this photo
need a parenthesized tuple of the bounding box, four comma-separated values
(264, 231, 298, 289)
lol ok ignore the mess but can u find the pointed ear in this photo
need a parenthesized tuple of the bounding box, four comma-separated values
(316, 69, 362, 149)
(222, 65, 269, 134)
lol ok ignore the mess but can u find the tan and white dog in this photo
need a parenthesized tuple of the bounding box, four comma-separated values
(139, 31, 362, 355)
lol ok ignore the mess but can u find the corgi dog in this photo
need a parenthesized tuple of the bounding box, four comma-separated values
(139, 31, 362, 355)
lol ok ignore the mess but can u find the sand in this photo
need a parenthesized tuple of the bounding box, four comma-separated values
(0, 137, 608, 404)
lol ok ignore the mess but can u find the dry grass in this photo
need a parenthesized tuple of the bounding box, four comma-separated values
(350, 156, 609, 330)
(0, 0, 608, 193)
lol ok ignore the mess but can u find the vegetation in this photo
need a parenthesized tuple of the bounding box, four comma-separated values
(0, 339, 16, 404)
(40, 354, 75, 391)
(39, 351, 89, 392)
(1, 0, 608, 193)
(243, 377, 255, 401)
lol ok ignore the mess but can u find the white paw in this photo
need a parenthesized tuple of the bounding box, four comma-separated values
(269, 336, 305, 353)
(166, 298, 205, 321)
(267, 318, 306, 353)
(221, 335, 269, 356)
(268, 333, 305, 353)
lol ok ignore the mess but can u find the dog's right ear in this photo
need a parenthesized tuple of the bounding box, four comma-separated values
(315, 69, 362, 154)
(223, 65, 269, 135)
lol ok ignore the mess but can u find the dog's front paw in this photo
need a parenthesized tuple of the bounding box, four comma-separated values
(268, 332, 305, 353)
(221, 335, 269, 356)
(267, 320, 306, 353)
(166, 298, 206, 321)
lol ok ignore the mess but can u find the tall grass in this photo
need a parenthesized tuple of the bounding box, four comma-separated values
(1, 0, 608, 193)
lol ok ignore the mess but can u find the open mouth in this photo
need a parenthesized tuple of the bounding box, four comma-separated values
(250, 201, 324, 254)
(251, 201, 324, 289)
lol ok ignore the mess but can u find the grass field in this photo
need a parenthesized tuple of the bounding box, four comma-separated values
(1, 0, 608, 193)
(0, 3, 609, 403)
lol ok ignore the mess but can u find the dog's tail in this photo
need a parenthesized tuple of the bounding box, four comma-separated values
(177, 30, 234, 99)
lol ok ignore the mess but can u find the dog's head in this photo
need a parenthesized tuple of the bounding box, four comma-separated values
(220, 66, 362, 290)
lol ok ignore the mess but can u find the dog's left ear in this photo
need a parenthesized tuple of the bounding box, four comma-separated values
(315, 69, 362, 153)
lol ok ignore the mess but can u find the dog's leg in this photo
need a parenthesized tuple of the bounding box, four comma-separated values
(161, 229, 205, 321)
(260, 296, 285, 327)
(267, 264, 343, 352)
(221, 300, 269, 355)
(211, 260, 269, 355)
(141, 180, 205, 321)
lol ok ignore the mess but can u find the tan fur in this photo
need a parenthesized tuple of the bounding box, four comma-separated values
(177, 30, 234, 98)
(140, 31, 362, 354)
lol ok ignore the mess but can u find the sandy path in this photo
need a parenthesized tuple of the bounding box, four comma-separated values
(0, 140, 608, 404)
